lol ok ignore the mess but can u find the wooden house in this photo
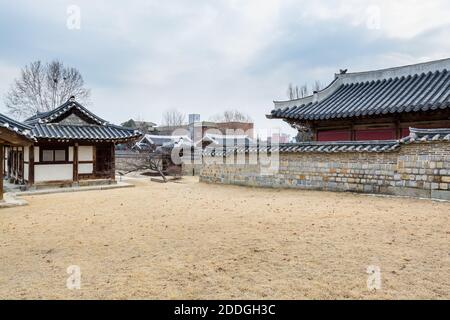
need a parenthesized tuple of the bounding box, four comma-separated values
(0, 113, 34, 199)
(6, 97, 141, 188)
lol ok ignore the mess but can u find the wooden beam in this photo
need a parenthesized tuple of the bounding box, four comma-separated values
(14, 147, 18, 184)
(28, 146, 34, 185)
(73, 144, 79, 182)
(3, 145, 5, 177)
(21, 146, 24, 184)
(350, 122, 356, 141)
(110, 143, 116, 180)
(0, 143, 3, 200)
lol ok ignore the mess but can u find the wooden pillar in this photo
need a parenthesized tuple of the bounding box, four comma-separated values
(3, 145, 5, 177)
(0, 143, 4, 200)
(395, 120, 401, 139)
(21, 146, 24, 184)
(310, 123, 318, 141)
(350, 123, 356, 141)
(110, 143, 116, 180)
(28, 145, 34, 185)
(8, 148, 13, 183)
(14, 147, 18, 184)
(73, 143, 79, 183)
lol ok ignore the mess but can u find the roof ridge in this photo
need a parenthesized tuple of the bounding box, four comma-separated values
(25, 99, 108, 125)
(273, 58, 450, 108)
(204, 127, 450, 156)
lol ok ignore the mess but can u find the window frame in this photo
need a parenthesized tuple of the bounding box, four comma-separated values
(39, 146, 69, 164)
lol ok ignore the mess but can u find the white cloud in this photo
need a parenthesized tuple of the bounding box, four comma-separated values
(293, 0, 450, 38)
(0, 0, 449, 138)
(0, 61, 21, 112)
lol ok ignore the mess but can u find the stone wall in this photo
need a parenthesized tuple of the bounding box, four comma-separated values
(200, 141, 450, 200)
(182, 163, 203, 176)
(115, 151, 148, 172)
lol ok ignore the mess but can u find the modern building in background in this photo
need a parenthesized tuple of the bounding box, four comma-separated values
(136, 115, 254, 149)
(188, 113, 201, 124)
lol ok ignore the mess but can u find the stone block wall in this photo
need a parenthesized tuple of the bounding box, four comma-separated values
(115, 152, 148, 172)
(200, 142, 450, 200)
(182, 163, 203, 176)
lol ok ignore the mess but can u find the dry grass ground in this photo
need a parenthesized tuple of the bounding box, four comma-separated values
(0, 176, 449, 299)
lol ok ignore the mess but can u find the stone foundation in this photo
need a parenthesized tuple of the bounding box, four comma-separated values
(200, 142, 450, 200)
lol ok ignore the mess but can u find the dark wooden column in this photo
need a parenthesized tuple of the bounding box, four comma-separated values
(350, 122, 356, 141)
(395, 119, 401, 139)
(21, 146, 24, 184)
(28, 145, 34, 185)
(3, 145, 5, 177)
(73, 143, 79, 183)
(14, 147, 18, 184)
(110, 143, 116, 180)
(8, 148, 13, 183)
(0, 143, 4, 200)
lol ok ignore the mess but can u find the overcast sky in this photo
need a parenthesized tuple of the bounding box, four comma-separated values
(0, 0, 449, 136)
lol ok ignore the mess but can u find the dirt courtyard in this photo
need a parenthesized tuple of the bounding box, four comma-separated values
(0, 176, 449, 299)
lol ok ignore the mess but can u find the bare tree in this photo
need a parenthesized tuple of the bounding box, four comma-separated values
(287, 83, 295, 100)
(313, 80, 323, 92)
(211, 109, 252, 122)
(4, 60, 91, 119)
(299, 84, 308, 98)
(287, 83, 309, 99)
(161, 109, 186, 127)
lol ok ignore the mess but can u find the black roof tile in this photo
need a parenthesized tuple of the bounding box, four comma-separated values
(203, 127, 450, 156)
(269, 59, 450, 121)
(0, 112, 34, 141)
(31, 123, 140, 141)
(22, 98, 142, 142)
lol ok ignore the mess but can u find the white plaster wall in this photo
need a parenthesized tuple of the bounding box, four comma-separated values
(34, 146, 40, 162)
(4, 147, 9, 172)
(79, 146, 93, 161)
(35, 164, 73, 182)
(78, 163, 93, 174)
(24, 146, 29, 162)
(69, 146, 74, 161)
(24, 163, 29, 180)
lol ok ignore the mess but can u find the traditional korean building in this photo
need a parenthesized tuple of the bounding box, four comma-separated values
(134, 134, 192, 152)
(6, 97, 141, 188)
(268, 58, 450, 141)
(196, 132, 253, 149)
(0, 114, 34, 199)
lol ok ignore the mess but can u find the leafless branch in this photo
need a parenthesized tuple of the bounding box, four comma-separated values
(210, 109, 252, 122)
(4, 60, 91, 120)
(161, 109, 186, 127)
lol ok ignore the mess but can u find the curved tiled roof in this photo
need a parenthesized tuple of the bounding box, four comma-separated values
(401, 127, 450, 144)
(22, 98, 142, 142)
(0, 113, 35, 141)
(203, 128, 450, 156)
(31, 123, 141, 142)
(204, 140, 400, 156)
(25, 99, 108, 125)
(269, 59, 450, 121)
